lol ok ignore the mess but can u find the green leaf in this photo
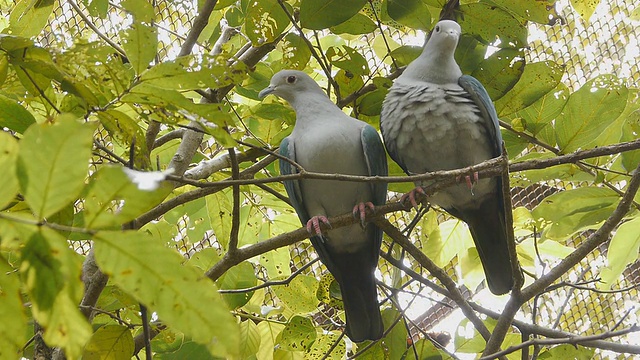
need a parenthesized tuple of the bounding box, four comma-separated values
(600, 216, 640, 288)
(18, 116, 95, 219)
(96, 110, 149, 169)
(155, 341, 218, 360)
(471, 48, 524, 101)
(139, 55, 247, 90)
(20, 226, 91, 359)
(494, 61, 564, 117)
(387, 0, 432, 30)
(306, 332, 346, 359)
(382, 308, 408, 360)
(275, 316, 317, 351)
(217, 261, 257, 309)
(281, 33, 312, 70)
(259, 246, 292, 278)
(539, 344, 595, 360)
(120, 22, 158, 74)
(327, 45, 370, 76)
(121, 0, 154, 22)
(272, 275, 319, 314)
(0, 93, 36, 133)
(389, 45, 422, 67)
(206, 190, 233, 249)
(335, 69, 364, 97)
(85, 0, 109, 18)
(0, 256, 27, 359)
(556, 75, 628, 152)
(512, 83, 569, 146)
(0, 132, 19, 209)
(423, 217, 474, 267)
(245, 0, 290, 45)
(357, 88, 388, 116)
(330, 13, 377, 35)
(238, 320, 261, 359)
(83, 325, 135, 360)
(93, 230, 240, 358)
(491, 0, 555, 24)
(256, 322, 286, 359)
(9, 0, 54, 37)
(455, 35, 488, 74)
(82, 166, 171, 229)
(532, 187, 620, 240)
(404, 338, 443, 360)
(570, 0, 599, 22)
(459, 2, 527, 47)
(300, 0, 368, 30)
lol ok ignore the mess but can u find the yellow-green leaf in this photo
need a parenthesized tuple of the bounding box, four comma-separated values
(532, 187, 620, 240)
(0, 93, 36, 133)
(570, 0, 599, 22)
(120, 22, 157, 75)
(82, 166, 171, 229)
(20, 226, 90, 360)
(84, 325, 134, 360)
(93, 231, 240, 358)
(0, 256, 27, 359)
(275, 316, 317, 351)
(600, 216, 640, 288)
(272, 275, 319, 314)
(9, 0, 54, 37)
(18, 116, 95, 219)
(556, 75, 628, 152)
(300, 0, 367, 30)
(0, 132, 19, 209)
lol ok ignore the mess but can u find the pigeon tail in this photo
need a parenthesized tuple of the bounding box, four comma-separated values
(455, 195, 514, 295)
(331, 248, 384, 342)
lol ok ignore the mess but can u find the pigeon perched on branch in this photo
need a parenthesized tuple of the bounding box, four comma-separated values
(259, 70, 388, 341)
(380, 20, 514, 295)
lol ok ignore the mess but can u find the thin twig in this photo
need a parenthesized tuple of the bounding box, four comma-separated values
(479, 325, 640, 360)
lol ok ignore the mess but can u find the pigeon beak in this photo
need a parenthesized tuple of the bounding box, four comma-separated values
(258, 85, 276, 99)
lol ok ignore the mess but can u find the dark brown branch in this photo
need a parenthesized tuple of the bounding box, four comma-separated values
(482, 162, 640, 356)
(227, 148, 240, 252)
(479, 326, 640, 360)
(178, 0, 219, 57)
(373, 218, 496, 347)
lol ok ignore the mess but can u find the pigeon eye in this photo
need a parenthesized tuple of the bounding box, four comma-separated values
(435, 25, 440, 32)
(286, 75, 296, 84)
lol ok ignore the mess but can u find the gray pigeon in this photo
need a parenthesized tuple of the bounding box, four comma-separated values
(259, 70, 388, 341)
(380, 20, 514, 295)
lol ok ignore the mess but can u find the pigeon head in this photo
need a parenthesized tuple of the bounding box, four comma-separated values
(258, 70, 325, 103)
(399, 20, 463, 84)
(425, 20, 461, 54)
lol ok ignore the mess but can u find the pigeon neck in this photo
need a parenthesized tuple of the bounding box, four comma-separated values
(288, 92, 343, 120)
(402, 47, 462, 84)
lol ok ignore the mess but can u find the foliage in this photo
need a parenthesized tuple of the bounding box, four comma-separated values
(0, 0, 639, 359)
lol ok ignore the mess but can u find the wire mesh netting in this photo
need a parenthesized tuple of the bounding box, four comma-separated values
(24, 0, 640, 357)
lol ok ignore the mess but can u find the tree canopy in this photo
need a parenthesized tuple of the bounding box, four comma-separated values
(0, 0, 639, 359)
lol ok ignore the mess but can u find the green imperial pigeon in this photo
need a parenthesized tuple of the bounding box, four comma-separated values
(259, 70, 388, 341)
(380, 20, 514, 295)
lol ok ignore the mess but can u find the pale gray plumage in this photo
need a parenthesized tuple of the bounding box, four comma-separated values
(380, 20, 514, 295)
(259, 70, 388, 341)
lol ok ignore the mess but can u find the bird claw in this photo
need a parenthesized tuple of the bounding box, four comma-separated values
(352, 202, 376, 228)
(306, 216, 331, 236)
(457, 172, 478, 196)
(401, 187, 426, 210)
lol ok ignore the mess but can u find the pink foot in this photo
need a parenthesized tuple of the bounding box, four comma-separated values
(306, 216, 331, 236)
(401, 187, 426, 209)
(456, 171, 479, 195)
(352, 201, 376, 227)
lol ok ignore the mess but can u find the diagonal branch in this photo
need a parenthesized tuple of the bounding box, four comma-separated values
(482, 162, 640, 356)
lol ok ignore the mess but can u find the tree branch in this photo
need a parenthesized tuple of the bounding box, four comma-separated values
(482, 162, 640, 356)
